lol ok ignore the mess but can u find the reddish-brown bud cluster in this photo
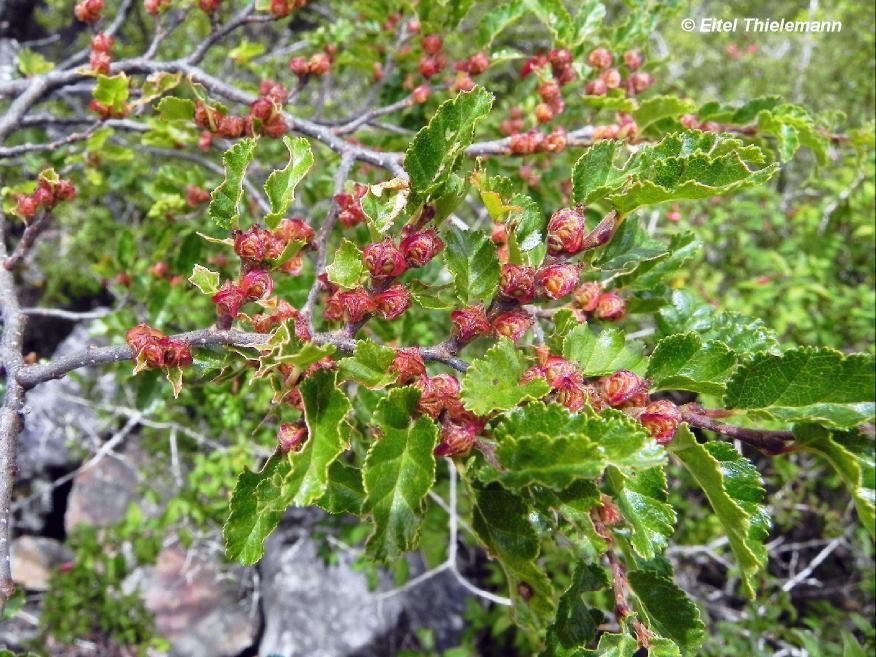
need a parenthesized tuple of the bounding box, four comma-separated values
(509, 128, 567, 155)
(212, 281, 247, 319)
(588, 48, 613, 69)
(239, 268, 274, 300)
(521, 49, 577, 86)
(198, 0, 220, 13)
(599, 370, 648, 407)
(277, 423, 308, 452)
(324, 287, 376, 323)
(418, 34, 447, 79)
(232, 220, 311, 266)
(14, 172, 76, 220)
(399, 228, 444, 268)
(584, 47, 653, 98)
(363, 239, 407, 279)
(192, 81, 287, 140)
(411, 84, 431, 104)
(274, 218, 315, 244)
(492, 310, 533, 342)
(372, 285, 412, 320)
(455, 51, 490, 76)
(536, 263, 580, 300)
(185, 185, 210, 208)
(499, 107, 526, 136)
(74, 0, 103, 22)
(572, 281, 601, 312)
(125, 324, 193, 370)
(89, 33, 113, 74)
(499, 264, 536, 303)
(249, 299, 298, 333)
(89, 99, 128, 119)
(434, 411, 486, 457)
(593, 292, 626, 321)
(637, 399, 681, 444)
(334, 184, 368, 228)
(547, 207, 586, 255)
(450, 305, 491, 344)
(415, 374, 461, 419)
(143, 0, 171, 16)
(289, 50, 333, 78)
(269, 0, 307, 18)
(390, 348, 426, 384)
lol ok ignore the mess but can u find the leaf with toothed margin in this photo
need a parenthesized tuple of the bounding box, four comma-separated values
(604, 465, 676, 560)
(506, 193, 548, 267)
(571, 140, 619, 205)
(338, 339, 396, 389)
(461, 339, 550, 415)
(363, 387, 439, 562)
(209, 138, 257, 230)
(442, 225, 501, 306)
(578, 630, 681, 657)
(563, 325, 646, 376)
(326, 238, 365, 289)
(361, 177, 410, 236)
(627, 570, 705, 656)
(632, 96, 697, 131)
(647, 332, 737, 396)
(542, 563, 608, 655)
(263, 136, 314, 229)
(317, 461, 365, 516)
(93, 73, 129, 114)
(404, 86, 493, 203)
(188, 264, 220, 296)
(156, 96, 195, 120)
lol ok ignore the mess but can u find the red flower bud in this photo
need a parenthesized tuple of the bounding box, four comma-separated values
(363, 240, 407, 279)
(593, 292, 626, 321)
(638, 399, 681, 445)
(289, 57, 310, 77)
(391, 348, 426, 384)
(55, 179, 76, 201)
(212, 281, 247, 318)
(493, 310, 533, 342)
(467, 51, 489, 75)
(249, 97, 274, 122)
(519, 365, 546, 386)
(126, 323, 165, 354)
(400, 229, 444, 268)
(15, 194, 39, 219)
(599, 369, 648, 407)
(547, 207, 585, 255)
(270, 0, 290, 18)
(450, 305, 491, 343)
(74, 0, 103, 22)
(548, 48, 573, 69)
(538, 80, 561, 102)
(573, 281, 602, 312)
(158, 337, 193, 368)
(498, 264, 536, 303)
(373, 284, 411, 320)
(234, 226, 272, 262)
(91, 33, 113, 53)
(274, 218, 314, 244)
(554, 376, 588, 412)
(148, 261, 169, 278)
(198, 130, 213, 151)
(324, 287, 375, 323)
(434, 420, 477, 457)
(628, 71, 654, 92)
(240, 269, 274, 300)
(421, 34, 443, 55)
(308, 53, 331, 76)
(587, 48, 613, 69)
(520, 54, 548, 77)
(261, 115, 287, 138)
(416, 374, 460, 419)
(542, 356, 583, 388)
(534, 103, 554, 124)
(217, 114, 245, 138)
(543, 128, 567, 153)
(198, 0, 220, 12)
(623, 49, 643, 70)
(600, 68, 622, 89)
(277, 423, 308, 452)
(411, 84, 431, 104)
(536, 263, 579, 300)
(185, 185, 210, 207)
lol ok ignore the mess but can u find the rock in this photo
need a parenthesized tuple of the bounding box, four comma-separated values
(63, 451, 141, 533)
(139, 546, 258, 657)
(258, 516, 405, 657)
(10, 535, 72, 590)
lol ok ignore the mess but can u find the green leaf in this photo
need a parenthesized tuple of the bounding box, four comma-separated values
(618, 231, 701, 290)
(461, 339, 550, 415)
(632, 96, 697, 131)
(228, 40, 266, 64)
(647, 332, 737, 396)
(156, 96, 195, 121)
(18, 49, 54, 75)
(563, 325, 646, 376)
(472, 171, 519, 222)
(627, 570, 705, 656)
(317, 461, 365, 515)
(209, 138, 257, 230)
(93, 73, 129, 113)
(442, 225, 500, 306)
(544, 563, 608, 654)
(135, 72, 182, 107)
(188, 264, 221, 296)
(471, 482, 556, 627)
(326, 238, 365, 289)
(724, 347, 875, 428)
(593, 217, 666, 275)
(523, 0, 573, 42)
(605, 466, 676, 559)
(571, 140, 618, 205)
(571, 0, 606, 45)
(477, 0, 526, 47)
(363, 387, 439, 561)
(361, 178, 410, 235)
(795, 424, 875, 537)
(670, 425, 766, 597)
(580, 631, 681, 657)
(264, 136, 314, 229)
(404, 86, 493, 202)
(507, 193, 548, 267)
(224, 451, 293, 565)
(338, 339, 396, 389)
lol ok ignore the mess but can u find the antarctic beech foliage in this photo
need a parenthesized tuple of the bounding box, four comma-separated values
(0, 1, 873, 655)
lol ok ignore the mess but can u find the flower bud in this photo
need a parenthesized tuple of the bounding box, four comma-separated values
(373, 284, 411, 320)
(212, 281, 247, 318)
(573, 281, 602, 312)
(218, 114, 245, 138)
(55, 179, 76, 201)
(249, 97, 274, 122)
(599, 369, 648, 407)
(467, 51, 490, 75)
(548, 48, 573, 69)
(158, 337, 193, 368)
(277, 423, 308, 452)
(289, 56, 310, 77)
(417, 374, 460, 418)
(74, 0, 103, 22)
(185, 185, 210, 207)
(534, 103, 554, 124)
(363, 239, 407, 279)
(234, 226, 271, 262)
(198, 0, 220, 12)
(623, 49, 643, 70)
(588, 48, 613, 69)
(556, 66, 577, 86)
(274, 218, 314, 244)
(450, 305, 491, 343)
(89, 50, 111, 74)
(519, 365, 546, 385)
(585, 79, 608, 96)
(554, 376, 588, 412)
(400, 229, 444, 268)
(434, 420, 477, 457)
(411, 84, 431, 104)
(543, 128, 567, 153)
(240, 268, 274, 300)
(324, 287, 375, 323)
(498, 264, 536, 303)
(308, 52, 331, 76)
(629, 72, 654, 93)
(542, 356, 582, 388)
(593, 292, 626, 321)
(638, 399, 681, 445)
(536, 263, 579, 300)
(15, 194, 38, 219)
(538, 80, 561, 102)
(390, 348, 426, 384)
(547, 207, 585, 255)
(126, 323, 165, 354)
(421, 34, 443, 55)
(600, 68, 622, 89)
(198, 130, 213, 151)
(493, 310, 533, 342)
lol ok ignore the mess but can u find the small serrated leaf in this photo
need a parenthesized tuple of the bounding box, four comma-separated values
(209, 138, 257, 230)
(326, 238, 365, 289)
(461, 339, 550, 415)
(264, 136, 314, 229)
(188, 264, 220, 295)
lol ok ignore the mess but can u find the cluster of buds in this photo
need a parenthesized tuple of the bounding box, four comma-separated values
(680, 114, 723, 133)
(74, 0, 103, 22)
(289, 49, 333, 78)
(572, 282, 627, 322)
(409, 373, 486, 457)
(269, 0, 307, 18)
(277, 422, 307, 452)
(546, 207, 586, 255)
(89, 33, 113, 75)
(498, 262, 580, 303)
(450, 51, 489, 92)
(449, 304, 534, 345)
(233, 219, 313, 265)
(89, 98, 128, 119)
(143, 0, 171, 16)
(522, 353, 601, 413)
(323, 280, 414, 324)
(357, 228, 444, 281)
(590, 112, 640, 142)
(14, 172, 76, 220)
(521, 48, 577, 87)
(334, 184, 368, 228)
(126, 324, 193, 371)
(499, 107, 526, 136)
(193, 80, 288, 140)
(198, 0, 220, 13)
(534, 79, 565, 125)
(185, 185, 210, 208)
(249, 299, 297, 333)
(509, 128, 567, 155)
(148, 260, 184, 287)
(584, 47, 654, 97)
(418, 34, 447, 79)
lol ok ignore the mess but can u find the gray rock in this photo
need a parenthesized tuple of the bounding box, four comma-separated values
(10, 535, 72, 590)
(63, 451, 141, 533)
(140, 545, 258, 657)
